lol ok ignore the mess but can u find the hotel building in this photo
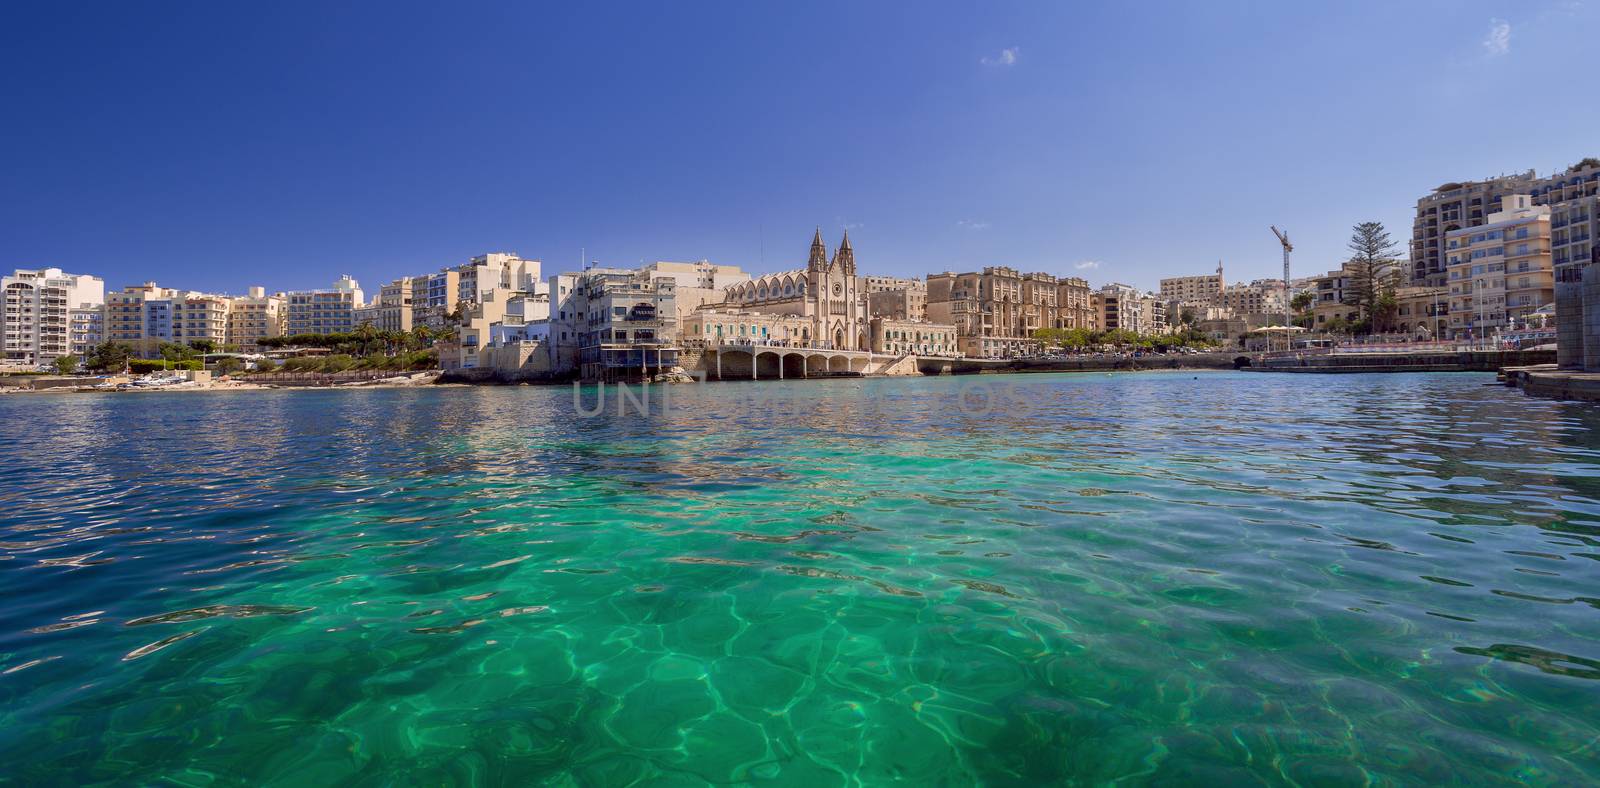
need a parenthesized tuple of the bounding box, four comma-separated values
(226, 287, 287, 351)
(1410, 171, 1538, 287)
(1, 267, 104, 366)
(286, 275, 364, 336)
(1445, 195, 1553, 338)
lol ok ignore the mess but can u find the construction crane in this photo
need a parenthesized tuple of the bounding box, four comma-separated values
(1271, 226, 1292, 353)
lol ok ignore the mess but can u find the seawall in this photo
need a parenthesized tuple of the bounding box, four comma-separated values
(1249, 349, 1554, 374)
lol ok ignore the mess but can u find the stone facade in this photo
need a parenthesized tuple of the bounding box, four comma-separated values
(722, 230, 869, 351)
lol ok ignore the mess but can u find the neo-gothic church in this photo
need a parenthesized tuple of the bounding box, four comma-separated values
(722, 229, 869, 350)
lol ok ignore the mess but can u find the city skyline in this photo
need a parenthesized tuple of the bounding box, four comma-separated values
(4, 1, 1599, 293)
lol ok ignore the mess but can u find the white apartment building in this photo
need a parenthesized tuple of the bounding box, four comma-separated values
(2, 267, 105, 366)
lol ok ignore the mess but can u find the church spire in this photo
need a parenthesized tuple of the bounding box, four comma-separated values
(808, 227, 828, 270)
(834, 230, 855, 274)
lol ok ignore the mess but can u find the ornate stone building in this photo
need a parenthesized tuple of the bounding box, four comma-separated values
(722, 230, 869, 351)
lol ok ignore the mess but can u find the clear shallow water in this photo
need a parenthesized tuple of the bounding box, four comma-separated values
(1, 371, 1599, 784)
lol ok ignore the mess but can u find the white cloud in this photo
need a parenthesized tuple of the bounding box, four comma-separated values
(1482, 19, 1511, 56)
(956, 219, 991, 230)
(980, 47, 1019, 67)
(1074, 260, 1102, 270)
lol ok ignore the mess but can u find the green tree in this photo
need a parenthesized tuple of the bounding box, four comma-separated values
(1342, 221, 1401, 335)
(1291, 291, 1314, 313)
(158, 342, 199, 363)
(215, 357, 244, 375)
(86, 341, 133, 372)
(1570, 157, 1600, 172)
(52, 356, 78, 376)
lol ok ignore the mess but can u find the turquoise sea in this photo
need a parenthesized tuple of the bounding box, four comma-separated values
(2, 371, 1599, 784)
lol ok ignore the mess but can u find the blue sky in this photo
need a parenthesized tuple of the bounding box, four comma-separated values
(3, 1, 1597, 294)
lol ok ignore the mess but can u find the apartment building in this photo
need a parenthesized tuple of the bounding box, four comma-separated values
(644, 260, 751, 323)
(870, 317, 957, 356)
(1097, 283, 1167, 335)
(374, 277, 422, 333)
(173, 292, 231, 347)
(1445, 195, 1552, 338)
(1410, 171, 1538, 287)
(1055, 277, 1096, 330)
(645, 260, 751, 291)
(226, 287, 286, 351)
(867, 287, 927, 321)
(573, 269, 680, 381)
(286, 275, 364, 336)
(1533, 163, 1599, 365)
(1308, 265, 1361, 329)
(1394, 286, 1449, 336)
(106, 282, 284, 355)
(1158, 267, 1224, 304)
(1217, 284, 1278, 317)
(415, 269, 461, 330)
(1019, 272, 1058, 338)
(458, 253, 540, 304)
(926, 266, 1044, 357)
(859, 275, 923, 294)
(1, 267, 104, 366)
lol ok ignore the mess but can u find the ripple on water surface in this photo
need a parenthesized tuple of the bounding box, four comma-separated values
(1, 373, 1599, 783)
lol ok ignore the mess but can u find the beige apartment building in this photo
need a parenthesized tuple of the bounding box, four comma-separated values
(926, 266, 1055, 357)
(867, 287, 927, 321)
(870, 317, 957, 356)
(860, 275, 922, 294)
(1019, 272, 1058, 338)
(682, 308, 814, 348)
(1055, 277, 1096, 330)
(1308, 265, 1361, 329)
(106, 281, 283, 355)
(1394, 286, 1448, 336)
(1410, 171, 1538, 286)
(643, 260, 752, 324)
(1158, 267, 1224, 304)
(2, 267, 104, 366)
(173, 292, 231, 347)
(226, 287, 286, 351)
(1445, 195, 1553, 338)
(1219, 283, 1285, 317)
(375, 277, 422, 333)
